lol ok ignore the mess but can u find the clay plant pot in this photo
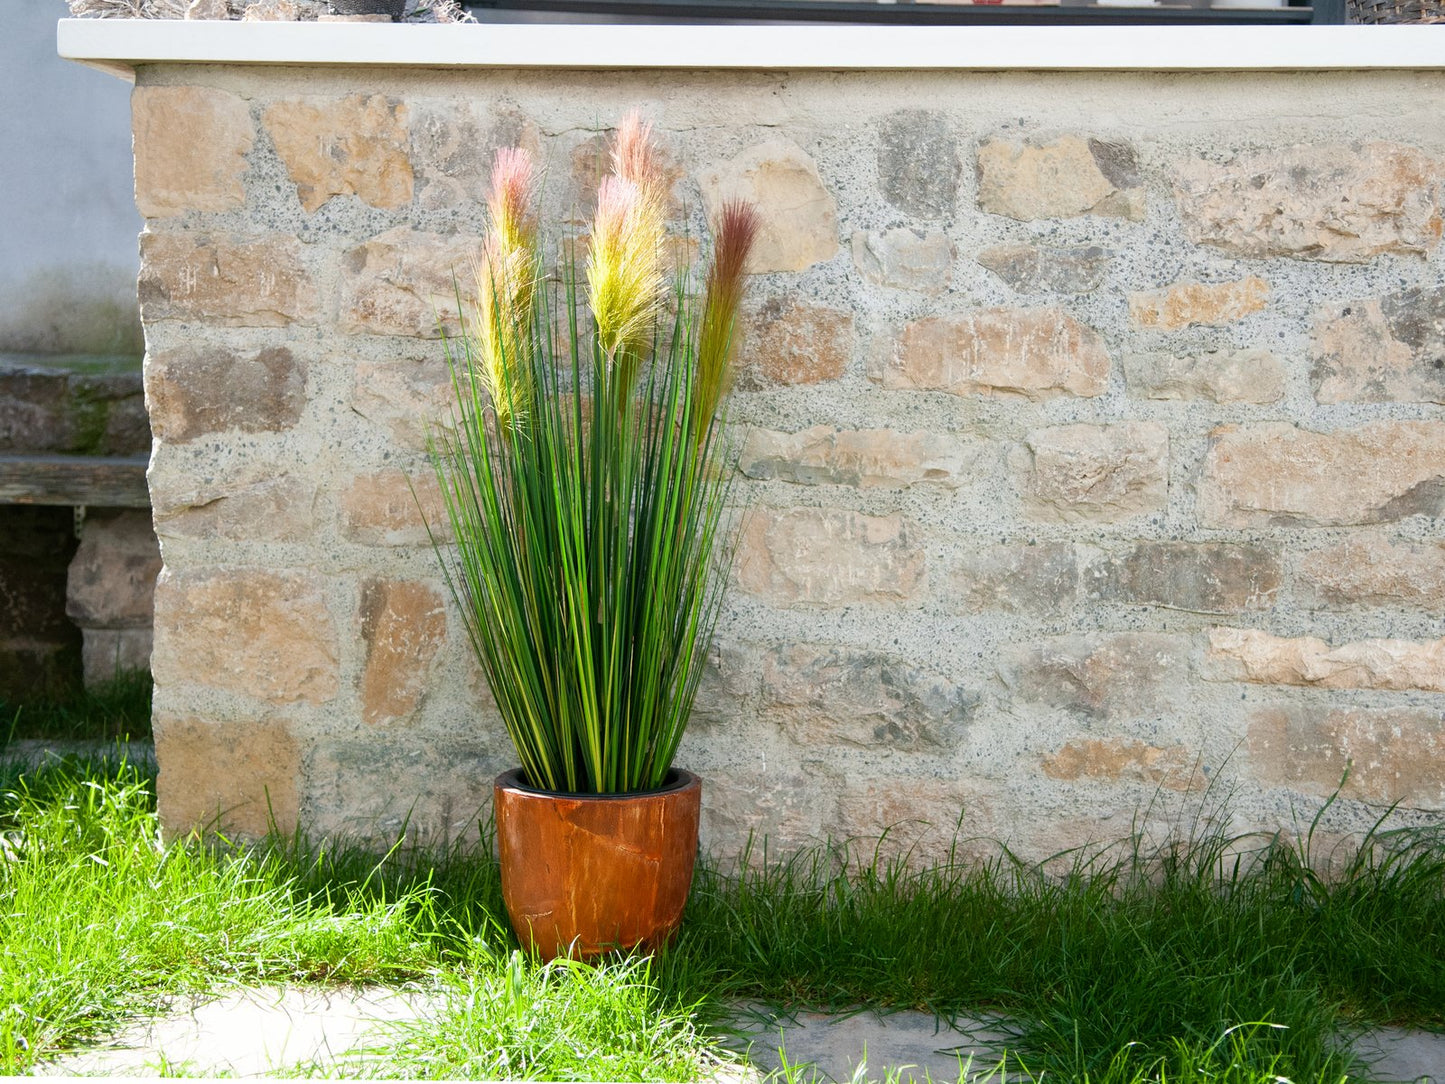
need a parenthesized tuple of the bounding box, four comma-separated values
(493, 767, 702, 960)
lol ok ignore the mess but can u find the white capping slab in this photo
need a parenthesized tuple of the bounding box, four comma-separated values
(57, 19, 1445, 80)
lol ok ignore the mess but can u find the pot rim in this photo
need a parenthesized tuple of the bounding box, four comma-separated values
(494, 766, 699, 801)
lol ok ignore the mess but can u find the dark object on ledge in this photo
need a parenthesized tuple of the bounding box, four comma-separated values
(329, 0, 408, 18)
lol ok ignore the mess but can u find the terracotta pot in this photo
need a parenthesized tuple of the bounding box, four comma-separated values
(493, 768, 702, 960)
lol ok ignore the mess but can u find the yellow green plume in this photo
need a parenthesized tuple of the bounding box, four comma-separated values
(475, 148, 539, 431)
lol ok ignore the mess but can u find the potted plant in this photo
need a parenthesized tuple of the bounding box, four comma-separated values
(429, 115, 758, 960)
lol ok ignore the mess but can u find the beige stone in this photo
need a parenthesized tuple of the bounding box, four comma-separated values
(701, 769, 833, 856)
(185, 0, 232, 18)
(976, 135, 1144, 222)
(1206, 626, 1445, 693)
(738, 297, 852, 387)
(151, 569, 339, 704)
(1087, 542, 1282, 613)
(1311, 287, 1445, 404)
(851, 228, 953, 294)
(66, 509, 161, 629)
(1001, 632, 1189, 719)
(154, 716, 301, 838)
(698, 139, 839, 273)
(1019, 422, 1168, 524)
(1123, 349, 1284, 404)
(829, 779, 995, 863)
(735, 507, 925, 606)
(242, 0, 300, 18)
(977, 243, 1112, 294)
(133, 86, 253, 217)
(884, 309, 1109, 400)
(1128, 277, 1269, 331)
(146, 344, 306, 442)
(1196, 421, 1445, 528)
(948, 541, 1080, 614)
(1249, 706, 1445, 805)
(138, 232, 319, 327)
(82, 628, 153, 688)
(340, 468, 449, 546)
(338, 227, 480, 338)
(153, 475, 319, 543)
(762, 643, 976, 752)
(1042, 738, 1196, 791)
(358, 579, 447, 727)
(350, 357, 455, 451)
(1173, 142, 1443, 263)
(738, 426, 972, 490)
(263, 95, 413, 213)
(1297, 535, 1445, 610)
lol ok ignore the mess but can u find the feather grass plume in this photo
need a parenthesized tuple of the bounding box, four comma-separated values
(694, 200, 760, 447)
(472, 148, 539, 431)
(430, 117, 757, 795)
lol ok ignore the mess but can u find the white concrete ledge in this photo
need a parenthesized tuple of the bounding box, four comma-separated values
(58, 18, 1445, 79)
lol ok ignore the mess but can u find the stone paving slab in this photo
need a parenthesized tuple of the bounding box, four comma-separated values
(26, 984, 1445, 1081)
(34, 985, 439, 1077)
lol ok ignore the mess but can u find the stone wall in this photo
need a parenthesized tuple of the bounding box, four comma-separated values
(135, 64, 1445, 857)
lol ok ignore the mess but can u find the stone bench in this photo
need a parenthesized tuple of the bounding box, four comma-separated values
(0, 356, 159, 695)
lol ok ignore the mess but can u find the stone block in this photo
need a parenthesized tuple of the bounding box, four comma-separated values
(762, 643, 976, 751)
(883, 308, 1109, 400)
(0, 365, 149, 456)
(701, 769, 833, 855)
(411, 103, 538, 213)
(304, 735, 499, 845)
(1018, 422, 1168, 524)
(738, 297, 853, 387)
(698, 139, 839, 273)
(1086, 542, 1281, 613)
(976, 135, 1144, 221)
(340, 468, 449, 546)
(1196, 421, 1445, 528)
(1248, 706, 1445, 805)
(977, 243, 1112, 294)
(358, 579, 447, 727)
(151, 568, 340, 704)
(1206, 626, 1445, 693)
(736, 507, 925, 606)
(1000, 632, 1189, 719)
(338, 227, 480, 339)
(133, 85, 253, 218)
(152, 475, 319, 543)
(82, 628, 153, 688)
(263, 95, 413, 212)
(350, 357, 456, 451)
(154, 715, 301, 838)
(1172, 142, 1442, 263)
(1042, 738, 1195, 791)
(1123, 349, 1284, 404)
(851, 228, 953, 293)
(876, 110, 961, 219)
(146, 344, 306, 442)
(138, 232, 319, 327)
(828, 779, 994, 863)
(66, 509, 162, 629)
(947, 541, 1080, 615)
(738, 426, 971, 489)
(1311, 286, 1445, 404)
(1296, 535, 1445, 610)
(1128, 277, 1269, 330)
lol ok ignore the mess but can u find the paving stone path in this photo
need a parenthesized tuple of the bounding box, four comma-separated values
(32, 985, 1445, 1081)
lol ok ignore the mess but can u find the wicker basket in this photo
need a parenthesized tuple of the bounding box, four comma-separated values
(1349, 0, 1445, 21)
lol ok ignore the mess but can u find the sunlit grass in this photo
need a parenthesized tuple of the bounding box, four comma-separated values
(2, 752, 1440, 1080)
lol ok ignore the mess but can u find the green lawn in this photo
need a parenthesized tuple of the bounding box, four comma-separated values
(1, 746, 1441, 1081)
